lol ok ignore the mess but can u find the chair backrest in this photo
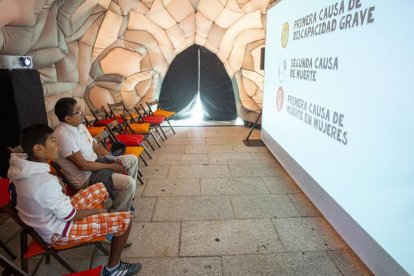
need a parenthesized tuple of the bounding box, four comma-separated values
(93, 129, 116, 149)
(107, 101, 125, 117)
(146, 99, 159, 114)
(89, 106, 110, 122)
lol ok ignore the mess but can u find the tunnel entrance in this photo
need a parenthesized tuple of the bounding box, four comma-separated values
(159, 45, 237, 121)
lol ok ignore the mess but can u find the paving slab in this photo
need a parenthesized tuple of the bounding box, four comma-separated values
(180, 219, 284, 256)
(208, 152, 276, 164)
(152, 196, 234, 221)
(124, 257, 222, 276)
(156, 153, 208, 165)
(156, 144, 186, 153)
(328, 250, 373, 276)
(222, 251, 342, 276)
(287, 193, 322, 217)
(185, 144, 235, 153)
(273, 217, 348, 251)
(144, 178, 200, 197)
(262, 176, 301, 194)
(200, 177, 269, 195)
(140, 165, 170, 179)
(231, 194, 300, 218)
(123, 222, 180, 257)
(229, 163, 286, 177)
(133, 197, 156, 221)
(168, 165, 231, 178)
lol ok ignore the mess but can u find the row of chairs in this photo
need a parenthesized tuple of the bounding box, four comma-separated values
(84, 100, 176, 184)
(0, 100, 176, 275)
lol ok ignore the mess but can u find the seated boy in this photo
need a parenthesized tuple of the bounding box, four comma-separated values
(53, 97, 138, 213)
(7, 124, 141, 276)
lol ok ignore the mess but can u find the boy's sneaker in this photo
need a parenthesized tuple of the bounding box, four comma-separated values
(103, 261, 142, 276)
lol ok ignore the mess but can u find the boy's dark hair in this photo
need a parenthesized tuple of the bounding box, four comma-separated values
(54, 97, 77, 122)
(20, 124, 54, 158)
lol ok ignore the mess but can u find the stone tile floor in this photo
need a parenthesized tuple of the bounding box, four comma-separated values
(0, 126, 372, 275)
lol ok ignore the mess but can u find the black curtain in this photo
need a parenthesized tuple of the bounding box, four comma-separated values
(159, 45, 237, 121)
(199, 47, 236, 120)
(159, 45, 198, 119)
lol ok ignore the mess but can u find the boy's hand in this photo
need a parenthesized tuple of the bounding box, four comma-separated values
(109, 162, 126, 174)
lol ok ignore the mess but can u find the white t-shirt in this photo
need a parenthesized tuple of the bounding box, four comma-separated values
(55, 123, 98, 188)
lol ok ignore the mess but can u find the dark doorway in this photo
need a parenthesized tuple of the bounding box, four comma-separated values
(159, 45, 237, 121)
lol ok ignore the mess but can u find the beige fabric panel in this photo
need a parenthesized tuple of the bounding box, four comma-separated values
(118, 0, 140, 15)
(242, 0, 270, 14)
(128, 12, 175, 62)
(218, 10, 263, 59)
(146, 0, 176, 29)
(135, 78, 152, 98)
(197, 0, 224, 21)
(121, 70, 152, 91)
(214, 5, 244, 29)
(179, 13, 196, 38)
(88, 85, 116, 108)
(56, 41, 80, 83)
(92, 10, 123, 60)
(166, 0, 194, 22)
(227, 28, 265, 75)
(166, 24, 187, 50)
(0, 0, 37, 27)
(100, 47, 143, 77)
(195, 12, 213, 39)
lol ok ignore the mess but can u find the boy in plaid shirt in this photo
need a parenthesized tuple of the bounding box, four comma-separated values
(8, 124, 141, 275)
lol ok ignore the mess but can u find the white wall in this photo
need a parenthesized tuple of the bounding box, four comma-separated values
(262, 1, 413, 275)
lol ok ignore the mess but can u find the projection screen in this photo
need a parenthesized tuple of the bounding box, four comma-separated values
(262, 0, 413, 275)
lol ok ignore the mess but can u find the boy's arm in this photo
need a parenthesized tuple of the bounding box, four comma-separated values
(71, 208, 107, 221)
(66, 151, 125, 173)
(92, 141, 110, 157)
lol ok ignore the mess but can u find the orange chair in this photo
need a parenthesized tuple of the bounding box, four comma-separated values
(3, 202, 108, 274)
(146, 99, 176, 135)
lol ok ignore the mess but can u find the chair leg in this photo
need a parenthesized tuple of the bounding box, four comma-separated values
(142, 144, 152, 160)
(159, 124, 168, 140)
(20, 230, 28, 273)
(45, 253, 50, 264)
(154, 126, 165, 142)
(0, 239, 16, 260)
(150, 131, 161, 148)
(140, 156, 148, 166)
(165, 118, 175, 134)
(137, 175, 144, 185)
(138, 170, 143, 177)
(144, 136, 155, 151)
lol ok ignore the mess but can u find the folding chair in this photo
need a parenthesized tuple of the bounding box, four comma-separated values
(105, 119, 153, 159)
(120, 114, 163, 149)
(146, 99, 176, 135)
(0, 178, 17, 261)
(2, 203, 108, 275)
(107, 101, 139, 122)
(89, 107, 124, 127)
(107, 102, 161, 147)
(93, 129, 145, 185)
(134, 105, 168, 141)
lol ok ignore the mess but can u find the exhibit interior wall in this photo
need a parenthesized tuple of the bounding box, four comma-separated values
(262, 0, 413, 275)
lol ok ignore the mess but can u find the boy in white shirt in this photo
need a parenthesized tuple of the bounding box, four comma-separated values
(8, 124, 141, 275)
(53, 97, 138, 213)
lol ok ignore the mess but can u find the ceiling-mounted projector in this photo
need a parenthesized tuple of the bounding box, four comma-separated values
(0, 55, 33, 69)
